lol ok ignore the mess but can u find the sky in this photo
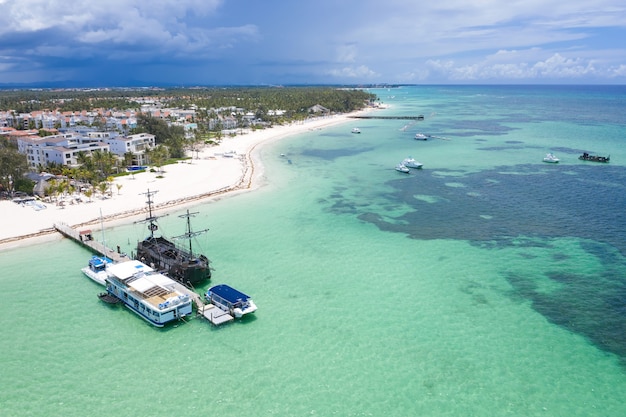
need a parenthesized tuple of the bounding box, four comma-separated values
(1, 0, 625, 86)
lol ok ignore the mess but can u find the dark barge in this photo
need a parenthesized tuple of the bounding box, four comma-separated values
(579, 153, 610, 163)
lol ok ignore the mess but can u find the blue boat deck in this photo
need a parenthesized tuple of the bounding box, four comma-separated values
(209, 284, 251, 304)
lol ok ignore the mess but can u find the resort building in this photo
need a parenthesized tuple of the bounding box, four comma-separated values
(17, 131, 158, 170)
(17, 133, 110, 169)
(106, 133, 156, 166)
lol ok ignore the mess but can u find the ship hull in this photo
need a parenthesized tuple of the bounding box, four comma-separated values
(136, 237, 211, 287)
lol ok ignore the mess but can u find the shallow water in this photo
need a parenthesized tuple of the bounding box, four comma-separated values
(1, 85, 625, 416)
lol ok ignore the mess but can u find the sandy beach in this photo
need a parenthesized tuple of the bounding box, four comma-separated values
(0, 112, 366, 250)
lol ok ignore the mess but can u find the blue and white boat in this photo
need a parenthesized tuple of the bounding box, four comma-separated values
(82, 255, 113, 286)
(205, 284, 257, 318)
(101, 260, 193, 327)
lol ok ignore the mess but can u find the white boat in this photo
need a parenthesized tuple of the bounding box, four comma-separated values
(81, 209, 114, 286)
(395, 163, 410, 173)
(414, 133, 431, 140)
(402, 157, 423, 169)
(82, 255, 112, 286)
(543, 153, 560, 163)
(205, 284, 257, 318)
(100, 260, 193, 327)
(351, 128, 361, 134)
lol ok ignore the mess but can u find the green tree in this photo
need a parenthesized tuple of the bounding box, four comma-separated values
(149, 145, 169, 174)
(0, 138, 29, 195)
(166, 125, 185, 158)
(83, 188, 94, 202)
(97, 181, 108, 198)
(123, 151, 134, 167)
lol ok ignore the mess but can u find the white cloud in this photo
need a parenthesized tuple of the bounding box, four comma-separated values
(0, 0, 224, 33)
(423, 52, 605, 81)
(611, 65, 626, 77)
(327, 65, 379, 79)
(0, 0, 625, 84)
(0, 0, 236, 54)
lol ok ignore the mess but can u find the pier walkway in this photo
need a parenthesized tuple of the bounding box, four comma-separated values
(54, 222, 129, 263)
(348, 115, 424, 120)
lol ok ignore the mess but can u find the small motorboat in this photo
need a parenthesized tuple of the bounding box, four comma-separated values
(543, 153, 560, 163)
(351, 128, 361, 134)
(395, 163, 410, 173)
(402, 157, 423, 169)
(414, 133, 431, 140)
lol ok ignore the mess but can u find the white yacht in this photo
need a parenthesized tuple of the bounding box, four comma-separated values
(351, 127, 361, 134)
(395, 163, 410, 173)
(414, 133, 431, 140)
(402, 157, 423, 169)
(543, 153, 560, 163)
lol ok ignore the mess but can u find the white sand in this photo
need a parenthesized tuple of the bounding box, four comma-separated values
(0, 112, 366, 250)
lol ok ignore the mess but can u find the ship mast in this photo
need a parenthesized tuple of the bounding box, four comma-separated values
(140, 189, 159, 238)
(173, 210, 209, 257)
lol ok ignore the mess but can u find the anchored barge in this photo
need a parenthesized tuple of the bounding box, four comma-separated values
(101, 260, 193, 327)
(579, 152, 610, 163)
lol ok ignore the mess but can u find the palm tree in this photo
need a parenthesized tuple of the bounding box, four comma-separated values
(44, 179, 58, 202)
(91, 150, 104, 177)
(97, 181, 108, 198)
(83, 187, 94, 202)
(106, 176, 114, 195)
(123, 151, 134, 168)
(150, 145, 169, 174)
(75, 151, 92, 169)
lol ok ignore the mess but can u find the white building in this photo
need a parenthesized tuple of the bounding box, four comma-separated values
(17, 133, 110, 169)
(106, 133, 156, 166)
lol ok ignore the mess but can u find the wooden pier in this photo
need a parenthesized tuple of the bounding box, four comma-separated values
(348, 115, 424, 120)
(54, 222, 129, 263)
(198, 304, 234, 325)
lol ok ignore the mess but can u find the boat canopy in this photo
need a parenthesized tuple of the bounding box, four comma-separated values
(108, 260, 153, 280)
(209, 284, 251, 303)
(89, 256, 110, 268)
(128, 274, 173, 293)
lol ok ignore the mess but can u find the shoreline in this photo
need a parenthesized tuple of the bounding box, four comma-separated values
(0, 110, 375, 251)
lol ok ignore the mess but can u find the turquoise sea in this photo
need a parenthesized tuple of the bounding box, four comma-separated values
(1, 85, 625, 416)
